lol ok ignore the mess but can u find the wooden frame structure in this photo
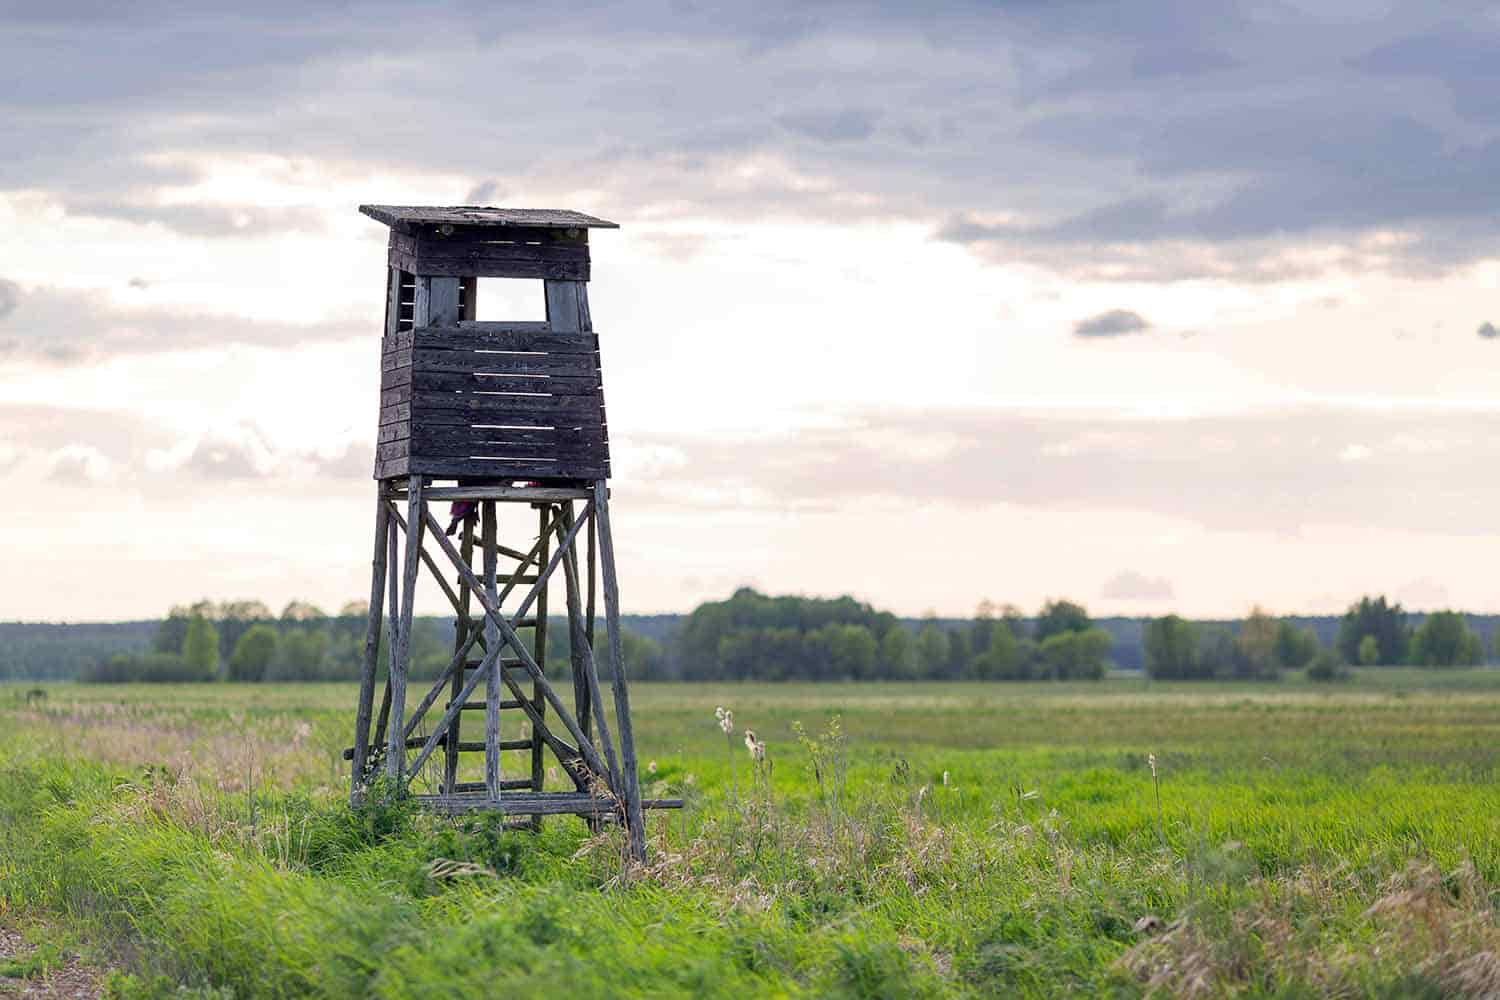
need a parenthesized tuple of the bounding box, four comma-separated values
(346, 206, 677, 862)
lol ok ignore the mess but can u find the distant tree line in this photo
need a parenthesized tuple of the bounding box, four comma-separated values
(1142, 595, 1493, 682)
(673, 589, 1113, 682)
(59, 589, 1500, 686)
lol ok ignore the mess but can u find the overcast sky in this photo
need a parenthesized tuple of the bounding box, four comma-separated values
(3, 1, 1499, 621)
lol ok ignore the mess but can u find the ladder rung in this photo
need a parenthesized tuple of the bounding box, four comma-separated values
(449, 779, 541, 793)
(448, 699, 526, 711)
(458, 617, 538, 630)
(465, 657, 532, 671)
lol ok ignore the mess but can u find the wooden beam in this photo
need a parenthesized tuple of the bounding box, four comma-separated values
(595, 480, 647, 862)
(555, 504, 621, 795)
(386, 476, 424, 780)
(483, 501, 502, 800)
(419, 505, 612, 784)
(350, 494, 389, 801)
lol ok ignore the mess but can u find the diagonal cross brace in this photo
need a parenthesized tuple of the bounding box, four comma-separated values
(419, 504, 613, 786)
(391, 501, 592, 753)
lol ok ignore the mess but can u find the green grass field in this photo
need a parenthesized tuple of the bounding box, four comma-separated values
(4, 673, 1500, 997)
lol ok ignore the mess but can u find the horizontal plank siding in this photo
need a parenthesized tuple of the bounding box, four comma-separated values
(374, 324, 610, 482)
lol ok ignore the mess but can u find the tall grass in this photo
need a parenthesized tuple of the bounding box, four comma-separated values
(4, 676, 1500, 996)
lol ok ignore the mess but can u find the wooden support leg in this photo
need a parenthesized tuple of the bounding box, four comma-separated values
(482, 501, 502, 800)
(387, 476, 424, 782)
(531, 503, 551, 829)
(445, 514, 476, 793)
(554, 504, 622, 797)
(351, 494, 389, 802)
(594, 481, 647, 862)
(562, 503, 593, 744)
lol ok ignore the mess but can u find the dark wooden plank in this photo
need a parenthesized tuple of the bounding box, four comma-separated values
(360, 205, 618, 230)
(392, 439, 607, 465)
(416, 277, 462, 327)
(382, 366, 412, 390)
(414, 353, 599, 379)
(383, 329, 415, 353)
(413, 326, 599, 355)
(408, 456, 609, 479)
(595, 482, 646, 861)
(383, 348, 412, 371)
(374, 456, 411, 480)
(409, 393, 605, 420)
(390, 248, 589, 281)
(413, 424, 605, 449)
(390, 229, 592, 262)
(379, 402, 411, 426)
(544, 281, 584, 333)
(377, 423, 409, 445)
(411, 372, 600, 396)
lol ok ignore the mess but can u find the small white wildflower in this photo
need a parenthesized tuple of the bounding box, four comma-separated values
(647, 760, 657, 775)
(1148, 753, 1158, 779)
(743, 730, 765, 761)
(714, 706, 725, 721)
(942, 770, 951, 788)
(719, 709, 734, 735)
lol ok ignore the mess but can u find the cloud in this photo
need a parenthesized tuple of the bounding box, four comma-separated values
(4, 4, 1498, 280)
(0, 284, 365, 364)
(1074, 309, 1149, 338)
(1480, 321, 1498, 339)
(622, 404, 1500, 536)
(0, 279, 17, 320)
(777, 108, 878, 143)
(465, 180, 503, 204)
(45, 444, 114, 486)
(1101, 570, 1175, 602)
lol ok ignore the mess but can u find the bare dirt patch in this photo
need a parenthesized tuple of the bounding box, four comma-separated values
(0, 926, 103, 1000)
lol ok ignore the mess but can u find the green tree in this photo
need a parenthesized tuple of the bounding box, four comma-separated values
(971, 622, 1024, 680)
(1038, 628, 1111, 680)
(1358, 634, 1380, 666)
(1306, 649, 1349, 683)
(281, 600, 327, 622)
(1143, 615, 1200, 680)
(1233, 607, 1281, 680)
(1197, 626, 1238, 679)
(879, 624, 917, 679)
(181, 616, 220, 681)
(1337, 596, 1410, 666)
(1273, 620, 1320, 669)
(1410, 611, 1485, 667)
(915, 621, 950, 679)
(227, 624, 279, 682)
(821, 623, 878, 680)
(266, 627, 329, 681)
(1035, 599, 1090, 643)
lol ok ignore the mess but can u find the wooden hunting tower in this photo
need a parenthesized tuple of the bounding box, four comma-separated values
(347, 205, 676, 861)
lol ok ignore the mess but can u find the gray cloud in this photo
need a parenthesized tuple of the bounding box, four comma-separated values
(624, 405, 1500, 536)
(0, 284, 367, 364)
(0, 280, 17, 320)
(465, 180, 503, 205)
(1074, 309, 1149, 338)
(64, 200, 326, 239)
(2, 4, 1497, 278)
(1101, 570, 1175, 602)
(1480, 322, 1498, 339)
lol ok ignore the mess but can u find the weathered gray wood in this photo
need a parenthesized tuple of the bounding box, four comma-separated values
(445, 512, 475, 792)
(360, 205, 617, 230)
(391, 249, 590, 282)
(531, 504, 551, 820)
(595, 481, 647, 862)
(414, 794, 687, 819)
(414, 325, 598, 355)
(416, 485, 593, 502)
(384, 267, 402, 340)
(555, 504, 621, 795)
(351, 494, 389, 801)
(544, 281, 584, 333)
(413, 350, 601, 378)
(388, 383, 605, 411)
(420, 505, 611, 783)
(370, 512, 400, 768)
(386, 476, 424, 780)
(414, 424, 606, 449)
(391, 228, 592, 262)
(561, 503, 592, 743)
(405, 633, 507, 780)
(385, 503, 466, 629)
(379, 438, 608, 464)
(400, 623, 481, 744)
(402, 456, 609, 481)
(482, 501, 502, 800)
(415, 276, 462, 328)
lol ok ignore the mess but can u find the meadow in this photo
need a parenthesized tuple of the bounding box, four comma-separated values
(4, 673, 1500, 997)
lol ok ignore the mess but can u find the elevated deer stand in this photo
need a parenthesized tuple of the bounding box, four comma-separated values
(345, 205, 677, 862)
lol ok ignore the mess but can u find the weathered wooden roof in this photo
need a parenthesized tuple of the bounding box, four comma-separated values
(359, 205, 618, 230)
